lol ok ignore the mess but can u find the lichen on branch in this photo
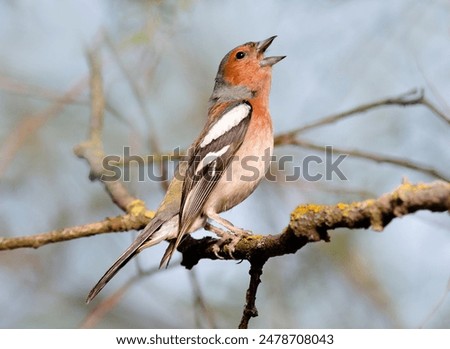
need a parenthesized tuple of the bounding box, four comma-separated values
(179, 180, 450, 269)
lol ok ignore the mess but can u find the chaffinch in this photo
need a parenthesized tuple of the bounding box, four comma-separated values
(87, 36, 285, 303)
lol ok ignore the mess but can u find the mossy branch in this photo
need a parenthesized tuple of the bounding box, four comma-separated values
(175, 179, 449, 328)
(178, 180, 450, 269)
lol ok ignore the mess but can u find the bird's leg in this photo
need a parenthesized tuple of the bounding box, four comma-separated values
(204, 222, 229, 259)
(205, 213, 252, 259)
(207, 212, 252, 236)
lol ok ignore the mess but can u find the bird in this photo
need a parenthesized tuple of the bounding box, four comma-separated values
(86, 36, 285, 303)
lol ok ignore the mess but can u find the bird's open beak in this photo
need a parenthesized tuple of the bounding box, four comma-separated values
(257, 36, 286, 67)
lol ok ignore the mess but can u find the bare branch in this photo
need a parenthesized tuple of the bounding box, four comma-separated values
(275, 88, 449, 141)
(0, 79, 86, 178)
(0, 212, 152, 251)
(79, 281, 129, 329)
(180, 180, 450, 268)
(179, 180, 449, 328)
(239, 259, 266, 329)
(282, 138, 449, 182)
(189, 269, 217, 328)
(87, 50, 104, 142)
(2, 75, 449, 329)
(73, 49, 139, 213)
(421, 97, 450, 125)
(0, 75, 84, 102)
(94, 88, 449, 184)
(80, 264, 163, 328)
(103, 33, 169, 190)
(419, 277, 450, 328)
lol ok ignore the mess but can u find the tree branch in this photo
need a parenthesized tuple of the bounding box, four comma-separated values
(1, 76, 449, 328)
(0, 212, 152, 250)
(239, 258, 266, 329)
(275, 88, 449, 140)
(73, 49, 141, 213)
(179, 180, 450, 268)
(280, 138, 449, 182)
(80, 264, 170, 329)
(103, 32, 169, 190)
(109, 89, 449, 182)
(2, 180, 445, 254)
(273, 88, 450, 182)
(0, 79, 86, 178)
(179, 179, 449, 328)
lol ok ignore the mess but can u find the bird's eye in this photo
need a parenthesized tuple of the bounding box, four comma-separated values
(235, 51, 246, 59)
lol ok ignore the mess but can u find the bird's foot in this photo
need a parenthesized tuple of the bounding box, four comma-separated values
(205, 223, 251, 259)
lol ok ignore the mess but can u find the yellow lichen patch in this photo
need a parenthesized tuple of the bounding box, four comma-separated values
(392, 182, 430, 202)
(406, 182, 429, 192)
(336, 202, 351, 217)
(245, 234, 263, 241)
(396, 182, 414, 197)
(144, 210, 155, 219)
(292, 204, 325, 219)
(363, 199, 376, 207)
(126, 199, 148, 217)
(396, 182, 430, 196)
(337, 202, 349, 210)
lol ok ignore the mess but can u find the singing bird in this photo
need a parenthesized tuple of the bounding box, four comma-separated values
(87, 36, 285, 303)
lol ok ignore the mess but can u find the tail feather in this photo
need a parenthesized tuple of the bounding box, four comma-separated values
(159, 240, 177, 269)
(86, 217, 168, 303)
(159, 228, 191, 269)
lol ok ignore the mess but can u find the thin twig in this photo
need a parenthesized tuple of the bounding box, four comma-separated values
(80, 281, 129, 329)
(0, 79, 86, 178)
(421, 97, 450, 125)
(74, 49, 138, 212)
(0, 75, 85, 102)
(87, 51, 104, 142)
(189, 269, 217, 328)
(0, 74, 138, 126)
(103, 32, 169, 190)
(80, 265, 165, 328)
(283, 139, 449, 182)
(239, 259, 267, 329)
(275, 88, 449, 141)
(418, 276, 450, 328)
(414, 60, 450, 122)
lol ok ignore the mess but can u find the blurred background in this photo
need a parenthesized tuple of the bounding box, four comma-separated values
(0, 0, 449, 328)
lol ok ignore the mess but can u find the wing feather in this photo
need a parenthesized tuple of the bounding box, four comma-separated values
(162, 101, 252, 265)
